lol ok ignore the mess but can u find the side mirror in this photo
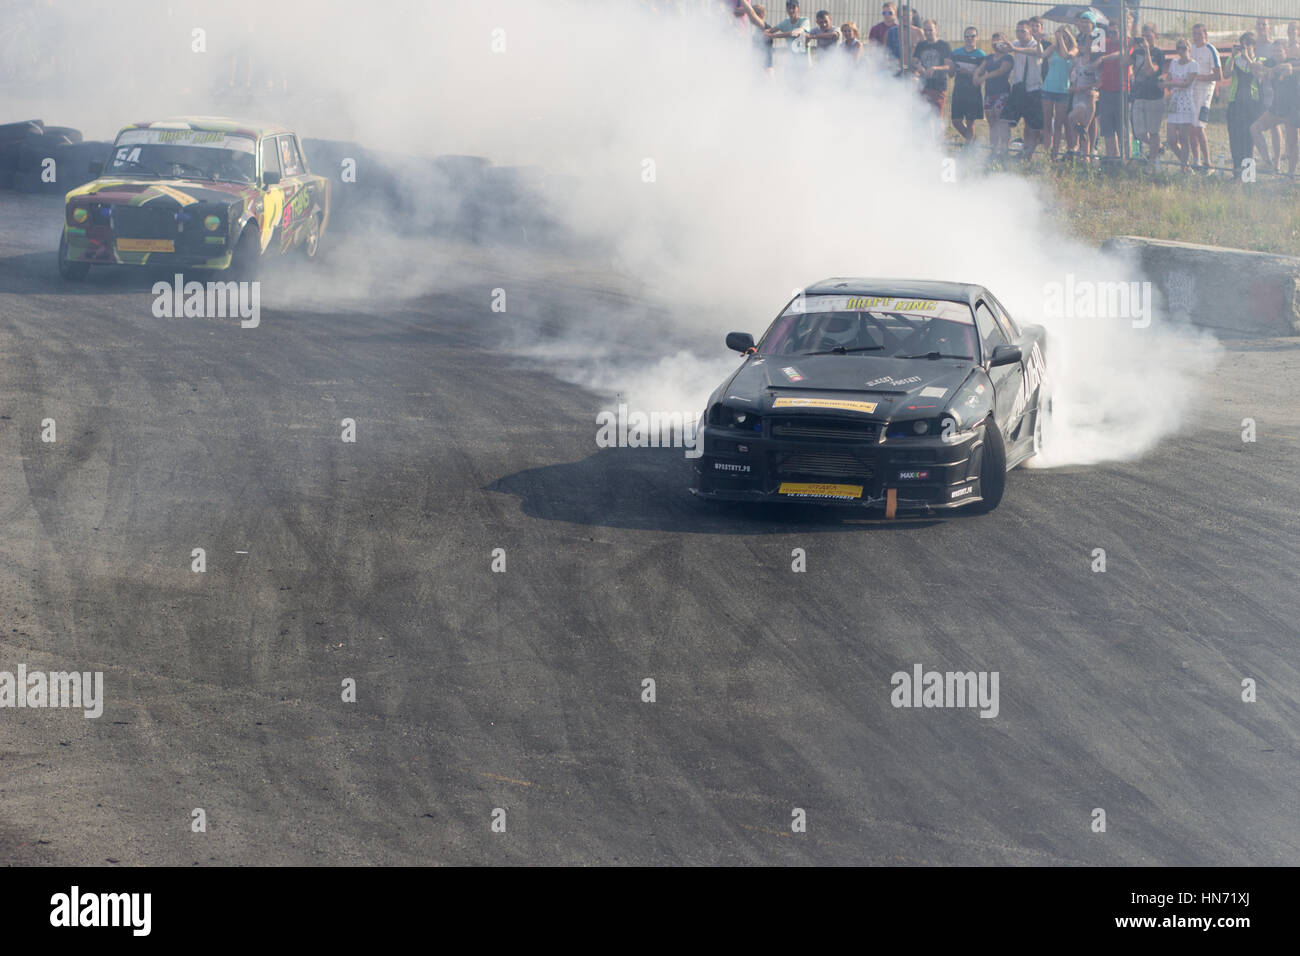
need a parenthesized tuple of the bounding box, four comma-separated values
(725, 331, 755, 353)
(88, 161, 103, 178)
(989, 344, 1022, 368)
(263, 171, 281, 187)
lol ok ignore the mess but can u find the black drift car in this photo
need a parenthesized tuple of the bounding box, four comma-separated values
(692, 279, 1049, 515)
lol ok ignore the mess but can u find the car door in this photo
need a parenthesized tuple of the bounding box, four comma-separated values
(257, 135, 285, 253)
(974, 301, 1024, 440)
(274, 134, 310, 252)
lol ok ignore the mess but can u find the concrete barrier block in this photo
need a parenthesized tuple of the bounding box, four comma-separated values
(1103, 236, 1300, 336)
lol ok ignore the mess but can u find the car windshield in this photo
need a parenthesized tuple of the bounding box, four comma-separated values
(107, 139, 256, 183)
(760, 296, 978, 360)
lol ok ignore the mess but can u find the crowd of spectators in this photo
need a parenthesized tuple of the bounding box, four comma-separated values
(721, 1, 1300, 177)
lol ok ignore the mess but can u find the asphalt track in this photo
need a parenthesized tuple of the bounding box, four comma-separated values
(0, 189, 1296, 865)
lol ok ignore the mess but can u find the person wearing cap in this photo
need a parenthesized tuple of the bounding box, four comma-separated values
(767, 0, 812, 76)
(1227, 33, 1266, 174)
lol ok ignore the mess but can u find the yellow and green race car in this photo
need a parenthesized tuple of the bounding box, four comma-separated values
(58, 116, 330, 280)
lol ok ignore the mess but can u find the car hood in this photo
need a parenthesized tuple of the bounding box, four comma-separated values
(725, 355, 974, 419)
(65, 177, 257, 207)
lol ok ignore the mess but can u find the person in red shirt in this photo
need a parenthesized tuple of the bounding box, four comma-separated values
(869, 3, 896, 48)
(1095, 26, 1135, 160)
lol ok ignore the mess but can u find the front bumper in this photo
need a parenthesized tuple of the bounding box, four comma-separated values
(692, 420, 987, 512)
(63, 227, 234, 270)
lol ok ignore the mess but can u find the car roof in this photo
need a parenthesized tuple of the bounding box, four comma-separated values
(117, 117, 292, 139)
(802, 278, 991, 306)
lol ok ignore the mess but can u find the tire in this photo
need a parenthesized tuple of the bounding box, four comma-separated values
(0, 120, 43, 143)
(970, 417, 1007, 514)
(301, 212, 321, 259)
(1017, 392, 1051, 468)
(229, 224, 261, 279)
(57, 230, 89, 281)
(41, 126, 83, 144)
(1029, 394, 1052, 464)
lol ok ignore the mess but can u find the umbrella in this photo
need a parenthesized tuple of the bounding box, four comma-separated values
(1039, 4, 1140, 28)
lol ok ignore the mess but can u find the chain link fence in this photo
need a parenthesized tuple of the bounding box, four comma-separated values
(790, 1, 1296, 37)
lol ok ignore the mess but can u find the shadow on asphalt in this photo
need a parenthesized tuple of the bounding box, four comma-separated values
(487, 447, 953, 534)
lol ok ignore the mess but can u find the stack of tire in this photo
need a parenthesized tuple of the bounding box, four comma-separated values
(300, 140, 488, 241)
(0, 119, 112, 195)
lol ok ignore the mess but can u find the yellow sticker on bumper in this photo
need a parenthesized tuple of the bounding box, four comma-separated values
(772, 397, 877, 414)
(117, 238, 174, 253)
(778, 482, 863, 499)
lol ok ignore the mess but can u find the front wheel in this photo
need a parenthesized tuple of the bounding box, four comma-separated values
(970, 418, 1006, 514)
(229, 225, 261, 279)
(57, 231, 89, 281)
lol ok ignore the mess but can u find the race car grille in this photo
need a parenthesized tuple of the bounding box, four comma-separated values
(773, 450, 876, 480)
(112, 204, 179, 239)
(770, 417, 879, 442)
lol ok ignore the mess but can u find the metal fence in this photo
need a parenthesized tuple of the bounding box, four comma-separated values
(792, 1, 1299, 42)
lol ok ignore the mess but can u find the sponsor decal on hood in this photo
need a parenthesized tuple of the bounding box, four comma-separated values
(772, 397, 878, 414)
(865, 375, 923, 389)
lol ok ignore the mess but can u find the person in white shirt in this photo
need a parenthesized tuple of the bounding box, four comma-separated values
(1188, 23, 1224, 171)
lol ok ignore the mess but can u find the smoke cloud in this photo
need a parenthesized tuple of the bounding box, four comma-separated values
(11, 0, 1219, 465)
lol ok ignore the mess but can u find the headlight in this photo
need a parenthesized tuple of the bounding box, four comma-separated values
(886, 414, 960, 439)
(71, 207, 88, 224)
(709, 404, 761, 431)
(204, 214, 222, 231)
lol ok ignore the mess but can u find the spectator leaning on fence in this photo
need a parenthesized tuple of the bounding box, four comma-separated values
(1131, 25, 1168, 163)
(1162, 38, 1200, 171)
(768, 1, 812, 74)
(912, 19, 953, 117)
(1188, 24, 1223, 172)
(750, 4, 774, 72)
(950, 26, 986, 145)
(807, 9, 840, 58)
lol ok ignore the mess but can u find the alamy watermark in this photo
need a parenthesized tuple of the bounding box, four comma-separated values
(152, 273, 260, 328)
(595, 403, 700, 458)
(890, 664, 999, 718)
(0, 666, 103, 718)
(1043, 274, 1152, 328)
